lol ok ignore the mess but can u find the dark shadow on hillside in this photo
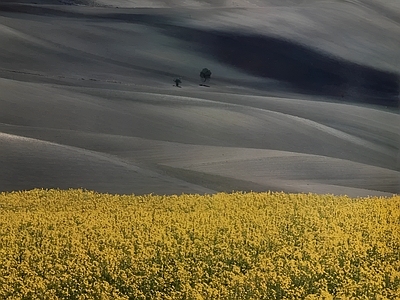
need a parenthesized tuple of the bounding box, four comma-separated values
(98, 12, 400, 107)
(0, 2, 80, 16)
(1, 4, 398, 107)
(100, 12, 400, 107)
(159, 26, 399, 107)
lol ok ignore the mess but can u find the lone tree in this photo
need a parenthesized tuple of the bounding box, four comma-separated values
(200, 68, 212, 82)
(173, 77, 182, 87)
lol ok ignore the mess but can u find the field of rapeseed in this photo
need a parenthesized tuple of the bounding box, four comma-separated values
(0, 189, 399, 299)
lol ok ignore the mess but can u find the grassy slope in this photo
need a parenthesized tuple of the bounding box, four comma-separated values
(0, 0, 399, 196)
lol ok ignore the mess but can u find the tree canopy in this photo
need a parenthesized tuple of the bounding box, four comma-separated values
(200, 68, 212, 82)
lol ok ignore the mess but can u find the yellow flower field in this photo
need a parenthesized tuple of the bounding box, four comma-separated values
(0, 189, 399, 299)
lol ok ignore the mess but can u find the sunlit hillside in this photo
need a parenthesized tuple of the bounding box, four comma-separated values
(1, 0, 399, 196)
(1, 189, 399, 299)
